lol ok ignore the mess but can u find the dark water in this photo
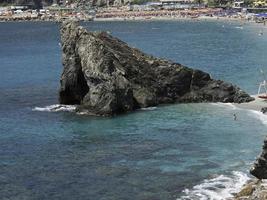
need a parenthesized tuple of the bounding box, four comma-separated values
(1, 21, 267, 200)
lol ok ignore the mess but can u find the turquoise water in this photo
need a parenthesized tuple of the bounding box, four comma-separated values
(1, 20, 267, 200)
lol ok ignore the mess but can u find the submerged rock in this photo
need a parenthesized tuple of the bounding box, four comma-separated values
(250, 137, 267, 179)
(59, 21, 254, 116)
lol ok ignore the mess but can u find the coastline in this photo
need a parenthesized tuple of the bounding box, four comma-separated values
(232, 95, 267, 200)
(234, 94, 267, 112)
(93, 15, 247, 22)
(0, 16, 258, 28)
(2, 16, 266, 199)
(0, 13, 258, 24)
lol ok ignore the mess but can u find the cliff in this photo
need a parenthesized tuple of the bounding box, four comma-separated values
(59, 21, 254, 116)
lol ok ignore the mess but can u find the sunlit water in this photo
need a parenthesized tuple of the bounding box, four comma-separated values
(1, 20, 267, 200)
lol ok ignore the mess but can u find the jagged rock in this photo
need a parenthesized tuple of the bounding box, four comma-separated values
(251, 137, 267, 179)
(59, 21, 254, 116)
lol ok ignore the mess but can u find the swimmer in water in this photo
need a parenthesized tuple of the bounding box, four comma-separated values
(233, 113, 237, 120)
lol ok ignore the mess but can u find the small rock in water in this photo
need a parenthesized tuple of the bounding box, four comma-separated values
(261, 107, 267, 114)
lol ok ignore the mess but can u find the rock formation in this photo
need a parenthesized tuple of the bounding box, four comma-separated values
(250, 137, 267, 179)
(59, 21, 254, 116)
(234, 138, 267, 200)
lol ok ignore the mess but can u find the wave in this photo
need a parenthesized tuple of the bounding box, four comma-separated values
(209, 102, 237, 110)
(248, 109, 267, 126)
(178, 171, 250, 200)
(140, 107, 157, 111)
(32, 104, 77, 112)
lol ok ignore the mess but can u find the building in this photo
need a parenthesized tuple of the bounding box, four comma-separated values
(233, 0, 244, 8)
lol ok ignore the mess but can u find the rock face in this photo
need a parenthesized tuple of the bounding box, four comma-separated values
(235, 137, 267, 200)
(250, 137, 267, 179)
(59, 21, 254, 116)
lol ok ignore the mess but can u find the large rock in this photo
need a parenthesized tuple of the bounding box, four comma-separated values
(59, 21, 254, 116)
(250, 137, 267, 179)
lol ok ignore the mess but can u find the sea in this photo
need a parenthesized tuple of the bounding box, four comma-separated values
(1, 20, 267, 200)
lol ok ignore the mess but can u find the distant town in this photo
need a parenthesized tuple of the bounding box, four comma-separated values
(1, 0, 267, 22)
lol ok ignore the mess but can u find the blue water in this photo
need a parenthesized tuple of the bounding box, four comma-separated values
(1, 20, 267, 200)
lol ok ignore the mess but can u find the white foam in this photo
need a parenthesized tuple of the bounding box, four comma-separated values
(210, 102, 267, 126)
(140, 107, 157, 111)
(248, 110, 267, 126)
(32, 104, 76, 112)
(209, 102, 237, 110)
(178, 171, 250, 200)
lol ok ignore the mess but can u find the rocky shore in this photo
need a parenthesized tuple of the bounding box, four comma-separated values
(59, 21, 253, 116)
(234, 179, 267, 200)
(234, 137, 267, 200)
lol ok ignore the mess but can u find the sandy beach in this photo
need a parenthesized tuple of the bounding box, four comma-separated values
(94, 15, 248, 22)
(234, 94, 267, 112)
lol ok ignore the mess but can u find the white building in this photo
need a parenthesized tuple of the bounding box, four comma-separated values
(233, 1, 244, 8)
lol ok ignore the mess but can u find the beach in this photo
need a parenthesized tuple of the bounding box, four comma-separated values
(235, 94, 267, 111)
(0, 5, 265, 25)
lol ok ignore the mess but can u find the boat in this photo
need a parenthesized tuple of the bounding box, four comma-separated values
(258, 94, 267, 99)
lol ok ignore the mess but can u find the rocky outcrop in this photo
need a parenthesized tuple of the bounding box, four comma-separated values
(234, 137, 267, 200)
(59, 21, 254, 116)
(250, 137, 267, 179)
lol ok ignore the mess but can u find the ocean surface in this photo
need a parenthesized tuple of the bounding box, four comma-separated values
(1, 20, 267, 200)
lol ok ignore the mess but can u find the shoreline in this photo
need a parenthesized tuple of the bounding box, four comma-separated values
(232, 95, 267, 200)
(0, 14, 260, 24)
(234, 94, 267, 112)
(2, 16, 266, 200)
(94, 15, 246, 22)
(0, 16, 258, 26)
